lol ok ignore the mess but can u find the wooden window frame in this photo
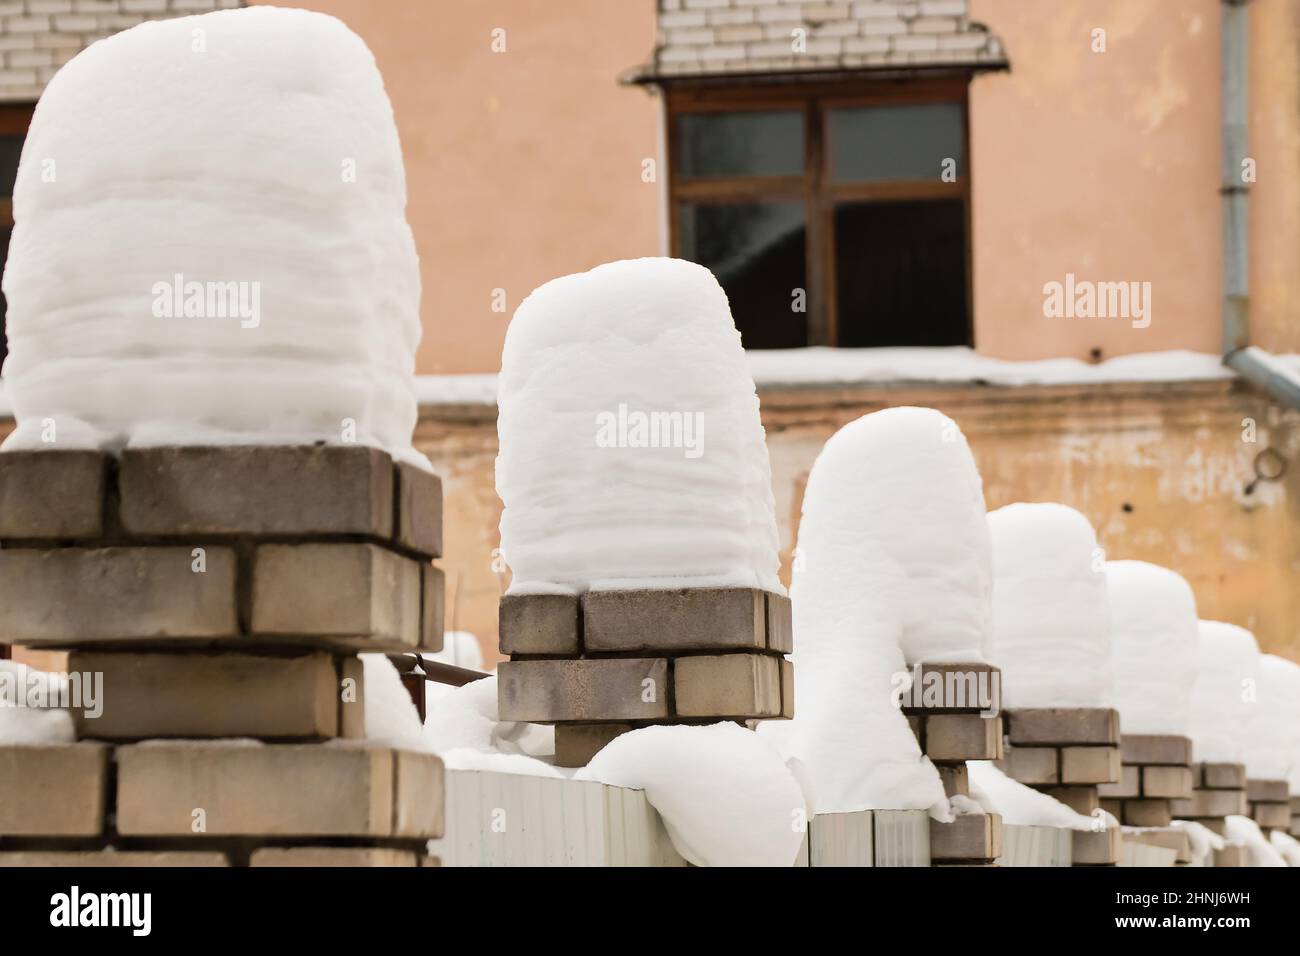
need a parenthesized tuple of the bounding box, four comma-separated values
(666, 77, 973, 348)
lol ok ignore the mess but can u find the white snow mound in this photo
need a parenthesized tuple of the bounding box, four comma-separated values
(1188, 621, 1260, 766)
(1223, 815, 1287, 867)
(808, 407, 992, 664)
(1, 7, 426, 467)
(495, 257, 782, 595)
(359, 654, 426, 751)
(1106, 560, 1198, 735)
(988, 502, 1112, 708)
(578, 723, 807, 867)
(1269, 829, 1300, 867)
(423, 675, 554, 761)
(1251, 654, 1300, 784)
(756, 413, 948, 815)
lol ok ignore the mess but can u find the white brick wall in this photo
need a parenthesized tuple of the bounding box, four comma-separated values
(632, 0, 1007, 80)
(0, 0, 241, 102)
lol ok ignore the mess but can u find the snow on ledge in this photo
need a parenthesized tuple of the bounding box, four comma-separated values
(404, 348, 1236, 409)
(0, 349, 1249, 420)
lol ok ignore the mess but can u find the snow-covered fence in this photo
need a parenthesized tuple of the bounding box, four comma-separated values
(429, 770, 686, 867)
(998, 825, 1072, 866)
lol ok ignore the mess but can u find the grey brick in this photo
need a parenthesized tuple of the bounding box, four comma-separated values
(675, 653, 781, 718)
(1198, 762, 1246, 789)
(1072, 826, 1120, 865)
(930, 812, 1000, 861)
(395, 460, 442, 558)
(924, 713, 1001, 761)
(997, 745, 1058, 785)
(1250, 801, 1290, 830)
(1121, 733, 1192, 766)
(1097, 764, 1140, 799)
(1170, 788, 1248, 818)
(0, 546, 238, 647)
(250, 847, 417, 867)
(0, 743, 107, 836)
(1060, 745, 1121, 785)
(765, 591, 792, 653)
(553, 723, 631, 767)
(118, 445, 394, 540)
(0, 851, 228, 867)
(1121, 798, 1171, 827)
(1141, 765, 1194, 799)
(421, 564, 445, 652)
(0, 449, 105, 539)
(68, 650, 342, 740)
(1005, 707, 1119, 746)
(1245, 778, 1289, 802)
(1039, 786, 1098, 815)
(116, 742, 442, 838)
(251, 543, 420, 651)
(497, 658, 669, 723)
(583, 587, 766, 653)
(498, 593, 579, 656)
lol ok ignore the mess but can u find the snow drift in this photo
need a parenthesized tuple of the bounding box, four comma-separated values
(967, 761, 1097, 830)
(495, 257, 781, 595)
(1, 7, 426, 467)
(578, 723, 807, 867)
(988, 503, 1112, 708)
(1187, 621, 1260, 766)
(756, 413, 948, 815)
(1105, 560, 1198, 735)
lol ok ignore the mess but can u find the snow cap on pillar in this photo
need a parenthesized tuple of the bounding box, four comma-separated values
(1188, 621, 1261, 766)
(988, 502, 1112, 708)
(496, 257, 782, 595)
(824, 406, 991, 664)
(1, 7, 426, 467)
(1105, 560, 1198, 736)
(757, 413, 948, 815)
(1250, 654, 1300, 784)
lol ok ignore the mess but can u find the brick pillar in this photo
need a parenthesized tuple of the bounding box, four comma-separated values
(497, 588, 794, 767)
(0, 446, 447, 867)
(1168, 762, 1249, 866)
(1245, 778, 1291, 833)
(1099, 734, 1195, 864)
(903, 662, 1004, 866)
(999, 707, 1123, 865)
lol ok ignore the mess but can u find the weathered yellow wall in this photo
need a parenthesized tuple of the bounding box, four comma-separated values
(416, 384, 1300, 668)
(256, 0, 1299, 371)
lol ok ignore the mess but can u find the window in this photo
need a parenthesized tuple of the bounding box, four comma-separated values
(0, 106, 33, 370)
(668, 81, 970, 350)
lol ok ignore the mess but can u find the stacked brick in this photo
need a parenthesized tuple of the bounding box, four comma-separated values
(1097, 734, 1195, 864)
(628, 0, 1009, 81)
(1291, 796, 1300, 838)
(1245, 778, 1291, 833)
(902, 662, 1004, 865)
(1168, 762, 1247, 836)
(998, 708, 1123, 865)
(497, 587, 794, 767)
(0, 445, 445, 867)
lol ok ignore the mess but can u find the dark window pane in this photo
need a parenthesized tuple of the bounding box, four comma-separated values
(677, 110, 803, 178)
(829, 103, 964, 182)
(679, 201, 807, 349)
(1, 224, 10, 369)
(0, 134, 22, 196)
(833, 199, 967, 347)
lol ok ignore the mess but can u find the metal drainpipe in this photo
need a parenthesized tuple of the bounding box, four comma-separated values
(1219, 0, 1300, 409)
